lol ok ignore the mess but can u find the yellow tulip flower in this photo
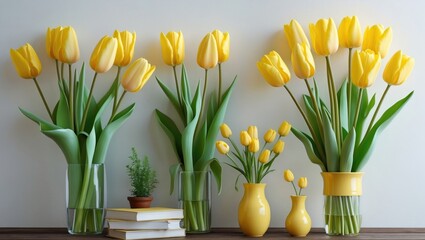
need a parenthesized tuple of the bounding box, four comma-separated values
(309, 18, 339, 56)
(351, 49, 381, 88)
(257, 50, 291, 87)
(263, 129, 277, 143)
(160, 31, 185, 66)
(284, 19, 310, 51)
(197, 33, 218, 69)
(46, 26, 63, 60)
(383, 50, 415, 86)
(338, 16, 362, 49)
(291, 42, 315, 79)
(247, 125, 258, 139)
(113, 30, 136, 67)
(284, 169, 294, 182)
(248, 138, 260, 153)
(220, 123, 232, 138)
(216, 141, 230, 155)
(90, 36, 118, 73)
(272, 140, 285, 154)
(212, 30, 230, 63)
(10, 43, 42, 79)
(362, 24, 392, 58)
(259, 150, 271, 164)
(52, 26, 80, 63)
(120, 58, 155, 92)
(298, 177, 308, 189)
(278, 121, 291, 136)
(240, 131, 252, 146)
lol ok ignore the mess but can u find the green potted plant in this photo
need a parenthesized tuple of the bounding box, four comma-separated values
(126, 147, 158, 208)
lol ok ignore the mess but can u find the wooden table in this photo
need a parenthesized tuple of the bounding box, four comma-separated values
(1, 228, 425, 239)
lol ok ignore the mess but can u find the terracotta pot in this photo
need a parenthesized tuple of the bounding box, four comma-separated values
(127, 196, 153, 208)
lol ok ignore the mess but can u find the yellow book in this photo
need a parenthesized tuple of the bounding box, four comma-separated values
(107, 219, 181, 230)
(106, 207, 183, 221)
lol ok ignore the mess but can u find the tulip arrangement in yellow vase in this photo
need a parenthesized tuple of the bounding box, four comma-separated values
(155, 30, 236, 233)
(258, 16, 414, 235)
(10, 26, 155, 234)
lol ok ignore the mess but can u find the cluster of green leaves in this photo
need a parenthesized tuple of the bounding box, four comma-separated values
(126, 147, 158, 197)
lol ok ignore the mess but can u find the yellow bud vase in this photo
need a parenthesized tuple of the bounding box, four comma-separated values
(285, 195, 311, 237)
(321, 172, 364, 236)
(238, 183, 270, 237)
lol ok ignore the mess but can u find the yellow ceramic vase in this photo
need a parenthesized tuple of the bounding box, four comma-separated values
(238, 183, 270, 237)
(285, 195, 311, 237)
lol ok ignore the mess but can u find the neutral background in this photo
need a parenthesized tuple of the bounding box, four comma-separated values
(1, 0, 424, 228)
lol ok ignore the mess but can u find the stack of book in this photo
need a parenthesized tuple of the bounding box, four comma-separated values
(106, 207, 185, 239)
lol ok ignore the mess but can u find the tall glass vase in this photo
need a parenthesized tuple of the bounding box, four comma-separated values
(67, 164, 106, 235)
(178, 171, 211, 233)
(322, 172, 363, 236)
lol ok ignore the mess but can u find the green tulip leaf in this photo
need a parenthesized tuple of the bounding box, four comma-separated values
(56, 82, 71, 128)
(196, 158, 222, 194)
(75, 64, 87, 132)
(155, 109, 183, 163)
(180, 65, 191, 108)
(41, 127, 80, 164)
(168, 163, 182, 195)
(85, 127, 97, 166)
(19, 108, 60, 130)
(340, 127, 356, 172)
(193, 121, 207, 165)
(322, 109, 339, 172)
(156, 77, 183, 121)
(291, 127, 327, 171)
(337, 79, 349, 131)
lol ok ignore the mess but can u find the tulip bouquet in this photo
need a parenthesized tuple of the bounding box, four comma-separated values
(257, 17, 414, 235)
(283, 169, 307, 196)
(215, 121, 290, 189)
(10, 26, 155, 234)
(155, 30, 236, 232)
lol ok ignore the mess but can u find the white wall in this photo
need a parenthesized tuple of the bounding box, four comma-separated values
(1, 0, 424, 228)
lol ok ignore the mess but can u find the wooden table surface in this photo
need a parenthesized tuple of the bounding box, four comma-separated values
(1, 228, 425, 240)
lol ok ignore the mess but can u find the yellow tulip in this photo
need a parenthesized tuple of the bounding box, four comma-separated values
(362, 24, 392, 58)
(160, 31, 185, 66)
(278, 121, 291, 136)
(338, 16, 362, 49)
(259, 150, 271, 164)
(113, 30, 136, 67)
(298, 177, 308, 189)
(220, 123, 232, 138)
(212, 30, 230, 63)
(247, 126, 258, 139)
(240, 131, 252, 146)
(291, 42, 315, 79)
(90, 36, 118, 73)
(248, 138, 260, 153)
(309, 18, 339, 56)
(263, 129, 277, 143)
(46, 26, 63, 60)
(257, 51, 291, 87)
(383, 50, 415, 86)
(120, 58, 155, 92)
(284, 169, 294, 182)
(52, 26, 80, 63)
(216, 141, 230, 155)
(272, 140, 285, 154)
(197, 33, 218, 69)
(351, 49, 381, 88)
(284, 19, 310, 51)
(10, 43, 42, 79)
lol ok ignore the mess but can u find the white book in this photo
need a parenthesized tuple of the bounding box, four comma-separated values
(107, 219, 181, 230)
(108, 228, 185, 240)
(106, 207, 183, 221)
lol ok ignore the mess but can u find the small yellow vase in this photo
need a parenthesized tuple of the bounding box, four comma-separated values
(238, 183, 270, 237)
(285, 195, 311, 237)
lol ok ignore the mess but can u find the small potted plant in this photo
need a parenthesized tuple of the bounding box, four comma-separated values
(126, 147, 158, 208)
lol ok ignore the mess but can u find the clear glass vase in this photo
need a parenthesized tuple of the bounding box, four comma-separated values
(66, 164, 106, 235)
(178, 171, 211, 233)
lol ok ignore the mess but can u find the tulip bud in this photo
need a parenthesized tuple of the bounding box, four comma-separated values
(46, 26, 63, 60)
(309, 18, 339, 56)
(90, 36, 118, 73)
(10, 43, 42, 79)
(248, 138, 260, 153)
(291, 42, 315, 79)
(240, 131, 252, 146)
(272, 140, 285, 154)
(351, 49, 381, 88)
(216, 141, 230, 155)
(263, 129, 277, 143)
(259, 150, 271, 164)
(362, 24, 392, 58)
(247, 126, 258, 139)
(284, 19, 310, 51)
(160, 31, 185, 66)
(197, 33, 218, 69)
(220, 123, 232, 138)
(121, 58, 155, 92)
(52, 26, 80, 63)
(278, 121, 292, 136)
(284, 169, 294, 182)
(383, 50, 415, 86)
(212, 30, 230, 63)
(298, 177, 308, 189)
(257, 50, 291, 87)
(113, 30, 136, 67)
(338, 16, 362, 49)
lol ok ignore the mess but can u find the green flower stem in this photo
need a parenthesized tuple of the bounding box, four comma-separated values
(68, 64, 74, 131)
(325, 196, 360, 235)
(109, 91, 127, 123)
(173, 66, 183, 109)
(32, 78, 53, 121)
(112, 67, 122, 115)
(366, 84, 391, 134)
(80, 73, 98, 132)
(353, 88, 364, 128)
(55, 60, 60, 85)
(304, 79, 323, 126)
(290, 181, 298, 196)
(218, 63, 222, 106)
(195, 69, 209, 134)
(73, 163, 92, 232)
(347, 48, 353, 124)
(326, 56, 342, 149)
